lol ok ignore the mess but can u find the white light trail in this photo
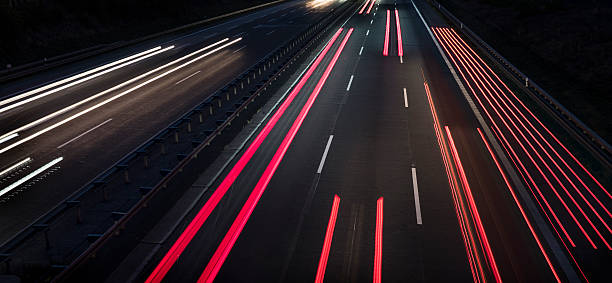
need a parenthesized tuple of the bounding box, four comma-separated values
(0, 46, 175, 114)
(0, 157, 62, 198)
(0, 157, 31, 178)
(0, 38, 230, 143)
(0, 47, 162, 108)
(0, 38, 242, 155)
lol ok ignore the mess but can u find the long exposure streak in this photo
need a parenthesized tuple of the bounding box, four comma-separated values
(434, 26, 612, 250)
(383, 10, 390, 56)
(374, 197, 384, 283)
(197, 28, 354, 283)
(438, 28, 610, 249)
(359, 0, 370, 14)
(366, 0, 376, 14)
(315, 195, 341, 283)
(395, 9, 403, 57)
(445, 126, 502, 283)
(145, 29, 344, 283)
(424, 81, 484, 283)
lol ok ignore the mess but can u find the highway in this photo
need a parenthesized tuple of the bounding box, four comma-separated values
(123, 0, 611, 282)
(0, 0, 345, 245)
(2, 0, 610, 282)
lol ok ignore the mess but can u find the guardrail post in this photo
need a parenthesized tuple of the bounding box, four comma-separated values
(0, 254, 11, 273)
(196, 110, 204, 123)
(525, 77, 529, 87)
(66, 200, 82, 223)
(185, 118, 192, 133)
(117, 165, 129, 183)
(33, 224, 50, 250)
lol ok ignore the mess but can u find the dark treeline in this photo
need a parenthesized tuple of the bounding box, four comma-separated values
(0, 0, 271, 67)
(438, 0, 612, 142)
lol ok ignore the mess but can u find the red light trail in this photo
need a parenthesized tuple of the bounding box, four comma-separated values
(315, 195, 341, 283)
(432, 27, 612, 250)
(445, 126, 502, 283)
(359, 0, 370, 15)
(374, 197, 384, 283)
(394, 9, 403, 57)
(383, 10, 390, 56)
(197, 28, 354, 282)
(145, 28, 344, 283)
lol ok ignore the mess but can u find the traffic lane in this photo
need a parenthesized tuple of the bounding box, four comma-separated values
(306, 18, 471, 283)
(208, 21, 366, 283)
(0, 3, 325, 138)
(0, 45, 244, 244)
(154, 26, 351, 283)
(219, 3, 465, 282)
(409, 3, 560, 281)
(0, 6, 325, 164)
(0, 0, 316, 97)
(0, 3, 329, 241)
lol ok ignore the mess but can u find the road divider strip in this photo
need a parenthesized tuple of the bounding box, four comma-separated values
(411, 167, 422, 225)
(197, 28, 354, 283)
(0, 38, 239, 155)
(145, 29, 343, 283)
(57, 118, 113, 149)
(317, 135, 334, 173)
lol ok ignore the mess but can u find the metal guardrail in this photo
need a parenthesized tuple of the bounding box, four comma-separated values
(55, 3, 356, 282)
(427, 0, 612, 166)
(0, 1, 355, 282)
(0, 0, 288, 83)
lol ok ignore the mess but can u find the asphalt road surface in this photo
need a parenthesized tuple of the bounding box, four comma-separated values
(136, 0, 610, 282)
(0, 0, 345, 245)
(3, 0, 610, 282)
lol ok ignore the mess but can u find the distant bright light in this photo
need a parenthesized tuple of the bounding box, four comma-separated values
(309, 0, 337, 8)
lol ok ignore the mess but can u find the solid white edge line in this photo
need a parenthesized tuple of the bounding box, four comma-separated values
(0, 46, 174, 114)
(410, 1, 578, 280)
(403, 88, 409, 107)
(346, 75, 354, 91)
(57, 118, 113, 149)
(0, 157, 63, 198)
(317, 135, 334, 174)
(175, 71, 202, 85)
(0, 47, 162, 108)
(0, 133, 18, 144)
(411, 167, 422, 225)
(359, 46, 364, 55)
(0, 38, 241, 155)
(0, 157, 32, 178)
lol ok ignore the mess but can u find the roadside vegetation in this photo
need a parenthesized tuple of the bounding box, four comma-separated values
(437, 0, 611, 142)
